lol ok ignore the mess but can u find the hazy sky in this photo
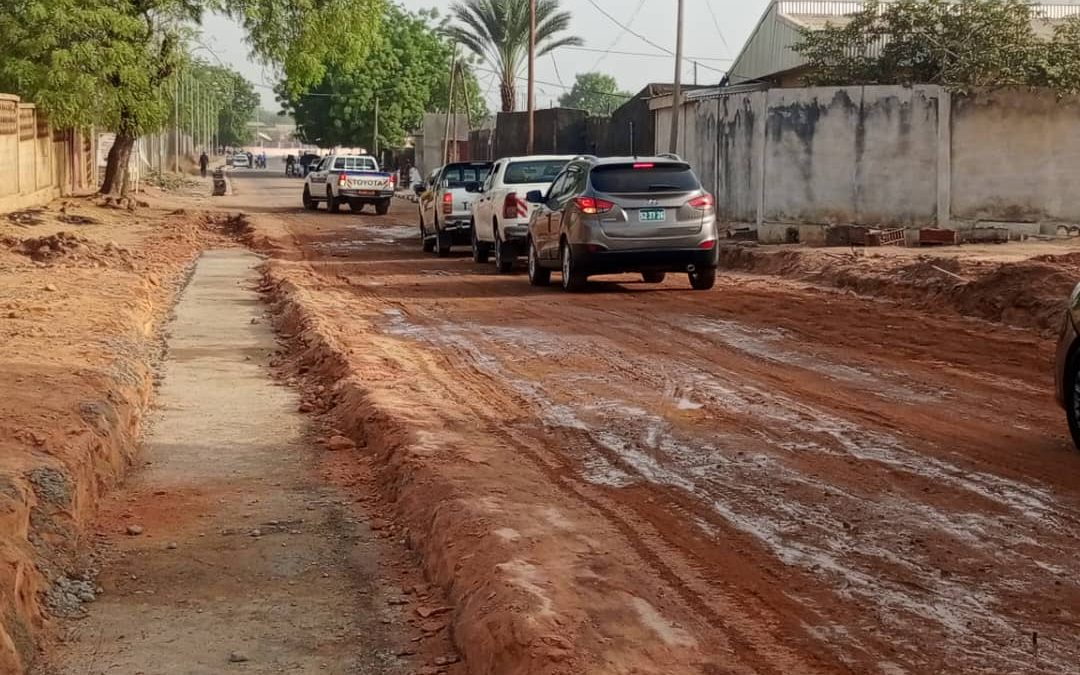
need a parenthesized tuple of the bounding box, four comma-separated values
(200, 0, 774, 111)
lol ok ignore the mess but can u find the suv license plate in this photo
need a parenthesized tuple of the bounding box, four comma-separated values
(639, 208, 666, 223)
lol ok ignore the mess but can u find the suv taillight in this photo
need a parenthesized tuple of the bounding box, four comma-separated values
(688, 194, 714, 209)
(442, 192, 453, 214)
(337, 173, 347, 187)
(503, 193, 521, 220)
(574, 196, 614, 215)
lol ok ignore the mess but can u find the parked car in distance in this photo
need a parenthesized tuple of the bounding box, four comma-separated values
(468, 155, 575, 273)
(525, 156, 719, 292)
(302, 153, 397, 214)
(1056, 283, 1080, 449)
(419, 161, 493, 257)
(232, 152, 250, 169)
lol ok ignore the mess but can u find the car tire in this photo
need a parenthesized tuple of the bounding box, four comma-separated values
(528, 240, 550, 287)
(561, 242, 587, 292)
(435, 220, 451, 258)
(689, 268, 717, 291)
(495, 227, 514, 275)
(472, 225, 490, 264)
(327, 188, 340, 214)
(1066, 353, 1080, 451)
(642, 272, 666, 284)
(350, 200, 363, 213)
(302, 186, 316, 211)
(375, 199, 390, 216)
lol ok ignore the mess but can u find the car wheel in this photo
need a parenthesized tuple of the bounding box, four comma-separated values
(689, 268, 717, 291)
(302, 186, 316, 210)
(495, 227, 514, 275)
(326, 188, 340, 213)
(642, 272, 666, 284)
(528, 239, 550, 287)
(561, 242, 587, 292)
(1066, 354, 1080, 451)
(435, 219, 451, 258)
(472, 225, 490, 264)
(375, 199, 390, 216)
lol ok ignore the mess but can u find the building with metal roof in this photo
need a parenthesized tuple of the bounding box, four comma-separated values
(721, 1, 1080, 87)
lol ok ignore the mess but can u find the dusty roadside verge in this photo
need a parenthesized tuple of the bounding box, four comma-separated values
(719, 243, 1080, 334)
(0, 198, 233, 671)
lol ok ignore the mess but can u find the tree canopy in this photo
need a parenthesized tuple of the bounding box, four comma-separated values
(793, 0, 1080, 93)
(558, 72, 630, 115)
(187, 62, 260, 147)
(282, 3, 485, 149)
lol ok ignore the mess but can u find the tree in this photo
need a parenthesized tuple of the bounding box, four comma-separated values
(558, 72, 630, 115)
(282, 4, 486, 149)
(226, 0, 382, 99)
(0, 0, 202, 195)
(200, 65, 260, 147)
(793, 0, 1080, 93)
(446, 0, 582, 112)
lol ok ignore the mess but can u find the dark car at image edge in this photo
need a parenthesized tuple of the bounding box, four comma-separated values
(1056, 283, 1080, 448)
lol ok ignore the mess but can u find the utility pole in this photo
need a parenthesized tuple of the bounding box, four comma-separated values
(668, 0, 685, 154)
(373, 96, 380, 158)
(173, 74, 180, 172)
(527, 0, 536, 154)
(443, 44, 458, 166)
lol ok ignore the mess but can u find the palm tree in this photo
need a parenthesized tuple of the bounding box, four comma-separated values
(446, 0, 582, 113)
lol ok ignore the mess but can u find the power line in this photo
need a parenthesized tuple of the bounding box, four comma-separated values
(589, 0, 649, 70)
(582, 0, 728, 76)
(702, 0, 733, 56)
(566, 45, 732, 62)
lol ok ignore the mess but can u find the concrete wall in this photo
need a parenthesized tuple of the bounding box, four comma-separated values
(660, 84, 1080, 243)
(0, 94, 95, 213)
(763, 86, 939, 230)
(951, 89, 1080, 230)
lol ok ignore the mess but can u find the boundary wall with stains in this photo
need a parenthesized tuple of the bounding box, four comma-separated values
(653, 85, 1080, 243)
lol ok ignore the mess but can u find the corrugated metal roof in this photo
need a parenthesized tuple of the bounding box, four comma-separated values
(724, 1, 1080, 86)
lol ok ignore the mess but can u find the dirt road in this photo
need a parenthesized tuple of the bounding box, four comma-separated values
(231, 172, 1079, 674)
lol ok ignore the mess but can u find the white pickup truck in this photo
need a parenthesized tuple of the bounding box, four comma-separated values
(467, 155, 575, 272)
(302, 154, 397, 215)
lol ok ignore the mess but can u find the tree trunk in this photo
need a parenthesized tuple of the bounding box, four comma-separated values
(100, 131, 136, 196)
(500, 80, 516, 113)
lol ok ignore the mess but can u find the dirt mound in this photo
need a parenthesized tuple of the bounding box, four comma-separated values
(3, 232, 135, 268)
(719, 244, 1077, 334)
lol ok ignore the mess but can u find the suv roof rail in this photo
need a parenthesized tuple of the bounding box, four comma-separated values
(571, 154, 598, 162)
(656, 152, 682, 161)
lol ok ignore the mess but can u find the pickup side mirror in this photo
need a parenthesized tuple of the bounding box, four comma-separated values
(525, 190, 545, 204)
(413, 183, 426, 195)
(464, 181, 482, 194)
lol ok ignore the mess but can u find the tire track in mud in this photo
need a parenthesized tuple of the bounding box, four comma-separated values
(372, 302, 1080, 675)
(265, 204, 1079, 675)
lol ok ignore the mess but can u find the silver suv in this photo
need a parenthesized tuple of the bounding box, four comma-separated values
(524, 156, 719, 291)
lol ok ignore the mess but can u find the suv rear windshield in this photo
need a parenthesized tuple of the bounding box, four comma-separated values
(590, 163, 700, 193)
(442, 163, 492, 188)
(333, 156, 378, 171)
(504, 160, 568, 185)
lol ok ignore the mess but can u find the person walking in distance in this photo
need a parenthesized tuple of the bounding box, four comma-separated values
(199, 150, 209, 178)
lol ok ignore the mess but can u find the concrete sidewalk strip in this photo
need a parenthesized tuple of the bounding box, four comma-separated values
(45, 251, 419, 674)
